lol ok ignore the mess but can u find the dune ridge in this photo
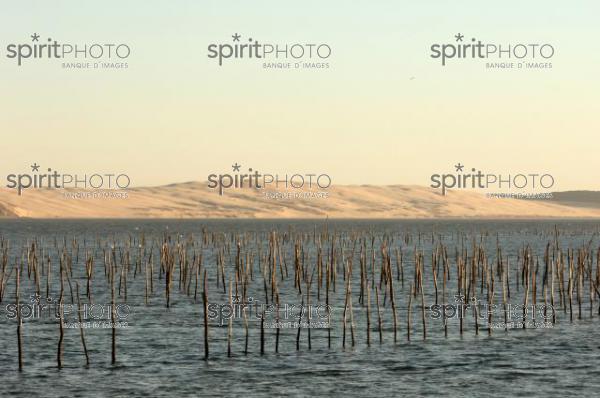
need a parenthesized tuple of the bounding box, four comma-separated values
(0, 182, 599, 219)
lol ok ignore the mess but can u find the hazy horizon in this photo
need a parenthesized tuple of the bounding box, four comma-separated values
(1, 0, 599, 191)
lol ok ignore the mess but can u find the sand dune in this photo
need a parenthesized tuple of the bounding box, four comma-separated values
(0, 182, 599, 218)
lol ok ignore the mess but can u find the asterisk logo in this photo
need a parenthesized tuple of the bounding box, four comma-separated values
(31, 33, 40, 42)
(232, 33, 241, 42)
(454, 294, 465, 304)
(455, 33, 464, 42)
(454, 163, 464, 172)
(232, 163, 241, 172)
(31, 163, 40, 172)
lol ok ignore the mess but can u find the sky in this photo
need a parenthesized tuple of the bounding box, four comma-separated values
(0, 0, 598, 191)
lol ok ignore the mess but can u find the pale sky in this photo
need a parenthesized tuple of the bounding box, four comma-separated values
(0, 0, 598, 191)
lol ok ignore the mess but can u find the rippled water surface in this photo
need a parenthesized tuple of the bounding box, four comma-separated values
(0, 219, 599, 397)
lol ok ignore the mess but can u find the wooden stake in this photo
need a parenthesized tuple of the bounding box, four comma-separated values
(202, 270, 209, 360)
(76, 283, 90, 366)
(16, 266, 23, 371)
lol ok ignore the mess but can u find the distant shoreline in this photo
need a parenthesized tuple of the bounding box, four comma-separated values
(1, 183, 599, 219)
